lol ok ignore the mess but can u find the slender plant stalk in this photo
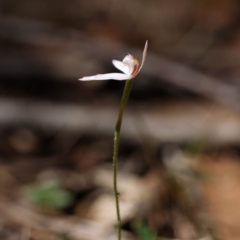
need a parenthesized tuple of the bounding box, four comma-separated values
(113, 79, 134, 240)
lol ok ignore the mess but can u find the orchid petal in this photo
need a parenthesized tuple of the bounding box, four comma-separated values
(138, 40, 148, 73)
(79, 73, 129, 81)
(112, 60, 130, 75)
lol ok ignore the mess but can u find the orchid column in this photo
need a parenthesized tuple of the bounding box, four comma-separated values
(79, 41, 148, 240)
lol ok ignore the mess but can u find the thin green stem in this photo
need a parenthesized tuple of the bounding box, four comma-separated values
(113, 79, 134, 240)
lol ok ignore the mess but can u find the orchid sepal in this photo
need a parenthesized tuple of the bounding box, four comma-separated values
(79, 73, 129, 81)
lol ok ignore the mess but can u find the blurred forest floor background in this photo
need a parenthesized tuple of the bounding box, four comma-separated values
(1, 0, 240, 239)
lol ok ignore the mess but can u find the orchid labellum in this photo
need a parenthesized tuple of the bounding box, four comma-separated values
(79, 41, 148, 81)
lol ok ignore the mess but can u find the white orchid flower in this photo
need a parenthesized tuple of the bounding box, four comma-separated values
(79, 41, 148, 81)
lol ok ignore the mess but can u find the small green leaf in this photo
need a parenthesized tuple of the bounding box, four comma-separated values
(135, 221, 158, 240)
(26, 180, 74, 210)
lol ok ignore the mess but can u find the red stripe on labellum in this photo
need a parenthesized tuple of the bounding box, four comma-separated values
(129, 55, 139, 76)
(131, 64, 138, 76)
